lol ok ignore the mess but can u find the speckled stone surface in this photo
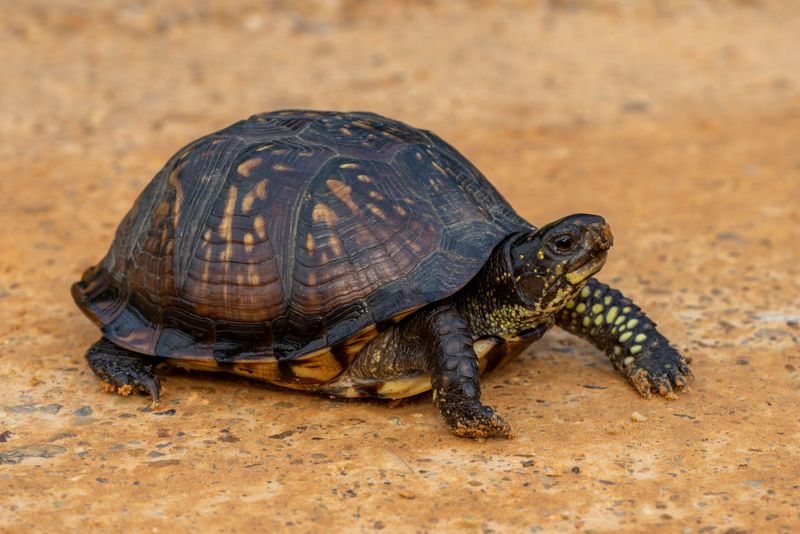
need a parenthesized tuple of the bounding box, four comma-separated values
(2, 2, 799, 532)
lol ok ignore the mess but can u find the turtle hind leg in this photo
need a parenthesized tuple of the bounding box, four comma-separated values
(85, 338, 161, 403)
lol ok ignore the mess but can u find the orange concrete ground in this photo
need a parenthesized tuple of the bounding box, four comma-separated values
(1, 1, 799, 532)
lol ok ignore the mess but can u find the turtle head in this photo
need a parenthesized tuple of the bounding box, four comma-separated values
(510, 214, 613, 314)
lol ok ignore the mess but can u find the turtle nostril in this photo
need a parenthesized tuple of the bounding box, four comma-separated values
(601, 223, 613, 248)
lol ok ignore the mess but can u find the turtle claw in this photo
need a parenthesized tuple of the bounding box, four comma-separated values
(673, 374, 690, 392)
(626, 343, 693, 399)
(447, 402, 514, 440)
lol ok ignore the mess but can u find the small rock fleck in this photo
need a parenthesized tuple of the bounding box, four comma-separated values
(38, 404, 62, 414)
(74, 406, 93, 417)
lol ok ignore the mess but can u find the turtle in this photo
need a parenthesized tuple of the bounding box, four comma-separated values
(72, 110, 692, 438)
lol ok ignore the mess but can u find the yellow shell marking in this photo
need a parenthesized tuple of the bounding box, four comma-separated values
(247, 266, 260, 285)
(605, 306, 619, 324)
(219, 186, 238, 261)
(243, 232, 255, 253)
(153, 201, 170, 223)
(241, 179, 268, 213)
(339, 162, 359, 169)
(619, 331, 633, 343)
(202, 246, 212, 281)
(168, 163, 185, 228)
(326, 179, 359, 213)
(366, 203, 386, 220)
(306, 233, 315, 252)
(591, 303, 604, 314)
(328, 235, 343, 256)
(581, 286, 591, 298)
(272, 163, 292, 172)
(312, 203, 339, 226)
(357, 174, 372, 183)
(253, 215, 267, 239)
(394, 205, 407, 217)
(634, 333, 647, 343)
(237, 157, 263, 177)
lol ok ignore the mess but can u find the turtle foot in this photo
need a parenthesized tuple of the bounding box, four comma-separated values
(443, 401, 514, 440)
(85, 338, 161, 403)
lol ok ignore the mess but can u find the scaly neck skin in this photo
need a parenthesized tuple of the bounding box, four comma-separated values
(451, 234, 550, 339)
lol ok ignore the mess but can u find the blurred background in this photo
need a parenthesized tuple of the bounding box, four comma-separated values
(4, 1, 798, 242)
(2, 1, 799, 531)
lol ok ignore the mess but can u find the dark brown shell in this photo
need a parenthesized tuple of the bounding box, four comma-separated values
(72, 110, 532, 363)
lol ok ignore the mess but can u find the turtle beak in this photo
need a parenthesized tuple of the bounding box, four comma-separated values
(565, 250, 607, 285)
(565, 219, 613, 285)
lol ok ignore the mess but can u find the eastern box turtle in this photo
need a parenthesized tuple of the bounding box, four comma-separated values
(72, 110, 692, 438)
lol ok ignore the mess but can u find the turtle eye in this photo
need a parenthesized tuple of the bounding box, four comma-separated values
(547, 230, 580, 255)
(554, 235, 574, 250)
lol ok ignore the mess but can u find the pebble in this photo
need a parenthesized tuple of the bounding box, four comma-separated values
(631, 411, 648, 422)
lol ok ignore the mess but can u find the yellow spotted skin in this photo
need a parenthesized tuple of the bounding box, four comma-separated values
(556, 278, 691, 397)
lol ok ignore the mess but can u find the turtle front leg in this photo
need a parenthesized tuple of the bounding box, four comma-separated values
(425, 307, 512, 439)
(326, 306, 512, 439)
(85, 338, 162, 403)
(555, 278, 692, 398)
